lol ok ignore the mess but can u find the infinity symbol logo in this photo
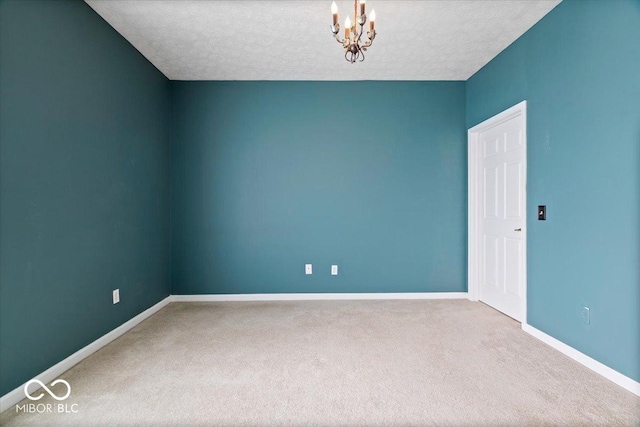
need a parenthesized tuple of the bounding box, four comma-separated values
(24, 379, 71, 401)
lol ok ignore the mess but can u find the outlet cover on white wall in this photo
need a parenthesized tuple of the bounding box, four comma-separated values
(305, 264, 312, 275)
(113, 289, 120, 304)
(331, 265, 338, 275)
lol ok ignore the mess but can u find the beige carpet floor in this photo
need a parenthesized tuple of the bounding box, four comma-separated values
(1, 300, 639, 426)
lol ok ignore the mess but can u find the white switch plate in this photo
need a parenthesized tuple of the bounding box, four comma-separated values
(113, 289, 120, 304)
(331, 265, 338, 275)
(305, 264, 312, 275)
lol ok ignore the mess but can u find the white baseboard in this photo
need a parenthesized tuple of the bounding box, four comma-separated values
(0, 296, 172, 413)
(171, 292, 469, 302)
(522, 323, 640, 397)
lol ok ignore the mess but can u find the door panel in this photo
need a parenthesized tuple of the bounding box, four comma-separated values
(484, 137, 499, 157)
(505, 131, 521, 152)
(484, 235, 499, 289)
(505, 162, 521, 219)
(484, 167, 498, 218)
(504, 238, 522, 297)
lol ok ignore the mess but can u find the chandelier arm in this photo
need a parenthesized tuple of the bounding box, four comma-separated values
(363, 30, 376, 47)
(355, 17, 364, 40)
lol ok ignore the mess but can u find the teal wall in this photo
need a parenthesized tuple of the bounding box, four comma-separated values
(466, 0, 640, 382)
(171, 82, 467, 295)
(0, 0, 171, 396)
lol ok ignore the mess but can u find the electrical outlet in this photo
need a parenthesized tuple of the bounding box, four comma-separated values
(113, 289, 120, 304)
(580, 305, 590, 324)
(331, 265, 338, 275)
(305, 264, 312, 275)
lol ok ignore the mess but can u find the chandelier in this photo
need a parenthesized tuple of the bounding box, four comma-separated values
(330, 0, 376, 63)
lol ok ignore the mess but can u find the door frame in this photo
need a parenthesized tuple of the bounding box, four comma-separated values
(467, 100, 527, 323)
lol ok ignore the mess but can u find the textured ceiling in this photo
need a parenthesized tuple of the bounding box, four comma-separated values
(85, 0, 561, 81)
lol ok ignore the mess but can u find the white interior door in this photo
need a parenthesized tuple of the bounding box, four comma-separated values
(477, 110, 526, 322)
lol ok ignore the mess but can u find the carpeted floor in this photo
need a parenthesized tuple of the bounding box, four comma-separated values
(1, 300, 639, 426)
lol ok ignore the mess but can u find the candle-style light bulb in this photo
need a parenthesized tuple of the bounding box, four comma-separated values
(360, 0, 365, 15)
(345, 16, 351, 39)
(331, 1, 338, 25)
(369, 9, 376, 30)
